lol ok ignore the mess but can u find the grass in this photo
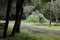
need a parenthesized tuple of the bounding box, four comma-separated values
(0, 20, 5, 23)
(7, 29, 60, 40)
(36, 26, 60, 30)
(14, 29, 60, 40)
(4, 28, 60, 40)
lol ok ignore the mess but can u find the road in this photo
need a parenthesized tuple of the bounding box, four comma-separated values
(9, 21, 60, 36)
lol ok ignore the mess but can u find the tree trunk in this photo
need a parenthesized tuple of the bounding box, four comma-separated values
(3, 0, 13, 38)
(54, 13, 59, 24)
(11, 0, 24, 36)
(51, 0, 59, 24)
(15, 7, 23, 33)
(49, 0, 53, 26)
(49, 11, 52, 26)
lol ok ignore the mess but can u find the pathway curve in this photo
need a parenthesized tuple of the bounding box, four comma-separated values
(21, 24, 60, 36)
(9, 21, 60, 36)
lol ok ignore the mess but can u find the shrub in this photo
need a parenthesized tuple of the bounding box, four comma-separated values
(25, 14, 39, 23)
(25, 14, 49, 23)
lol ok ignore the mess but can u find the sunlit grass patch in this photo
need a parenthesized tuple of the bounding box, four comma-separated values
(0, 20, 5, 23)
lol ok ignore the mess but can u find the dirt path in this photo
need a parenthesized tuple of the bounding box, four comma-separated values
(21, 24, 60, 36)
(9, 21, 60, 36)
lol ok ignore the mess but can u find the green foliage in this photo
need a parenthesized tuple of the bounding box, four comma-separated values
(24, 0, 32, 6)
(0, 0, 55, 20)
(41, 1, 60, 20)
(0, 29, 3, 37)
(41, 0, 51, 6)
(24, 13, 49, 23)
(39, 13, 49, 23)
(25, 14, 39, 23)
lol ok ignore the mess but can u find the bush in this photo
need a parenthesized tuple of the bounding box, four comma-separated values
(25, 14, 39, 23)
(24, 14, 49, 23)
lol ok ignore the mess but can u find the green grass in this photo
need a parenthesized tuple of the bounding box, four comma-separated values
(0, 20, 5, 23)
(0, 29, 60, 40)
(32, 23, 60, 31)
(6, 27, 60, 40)
(15, 29, 60, 40)
(36, 26, 60, 30)
(9, 29, 60, 40)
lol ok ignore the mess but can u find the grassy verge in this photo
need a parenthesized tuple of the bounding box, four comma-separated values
(0, 29, 60, 40)
(7, 29, 60, 40)
(14, 29, 60, 40)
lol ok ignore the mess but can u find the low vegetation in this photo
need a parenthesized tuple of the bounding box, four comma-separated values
(14, 29, 60, 40)
(0, 28, 60, 40)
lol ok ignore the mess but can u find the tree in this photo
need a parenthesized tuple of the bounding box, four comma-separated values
(24, 0, 32, 6)
(0, 0, 7, 19)
(11, 0, 24, 36)
(41, 0, 60, 26)
(3, 0, 13, 38)
(51, 0, 59, 24)
(0, 0, 52, 20)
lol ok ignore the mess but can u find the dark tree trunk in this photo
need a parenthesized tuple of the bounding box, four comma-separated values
(3, 0, 13, 38)
(11, 0, 20, 36)
(11, 0, 24, 36)
(15, 6, 23, 33)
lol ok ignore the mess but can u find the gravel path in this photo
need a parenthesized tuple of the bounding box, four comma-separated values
(9, 21, 60, 36)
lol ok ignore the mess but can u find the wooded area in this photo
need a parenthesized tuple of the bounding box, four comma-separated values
(0, 0, 60, 40)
